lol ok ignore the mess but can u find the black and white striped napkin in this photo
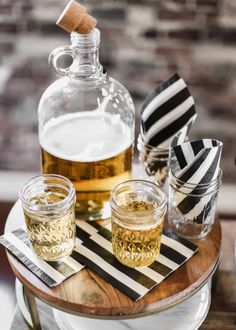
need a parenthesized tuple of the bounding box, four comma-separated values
(72, 221, 198, 301)
(0, 227, 84, 287)
(0, 220, 198, 300)
(141, 73, 197, 148)
(171, 139, 223, 223)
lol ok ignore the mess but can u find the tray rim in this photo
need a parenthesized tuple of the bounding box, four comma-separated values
(5, 200, 221, 319)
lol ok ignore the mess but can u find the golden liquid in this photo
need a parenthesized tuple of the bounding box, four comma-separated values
(24, 192, 75, 261)
(112, 201, 163, 268)
(41, 146, 133, 219)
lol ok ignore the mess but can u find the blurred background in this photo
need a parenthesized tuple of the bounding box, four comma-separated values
(0, 0, 235, 328)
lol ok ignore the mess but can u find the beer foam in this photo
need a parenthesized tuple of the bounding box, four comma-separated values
(40, 111, 133, 162)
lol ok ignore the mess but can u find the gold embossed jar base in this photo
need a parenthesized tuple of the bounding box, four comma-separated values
(110, 180, 167, 268)
(19, 174, 76, 261)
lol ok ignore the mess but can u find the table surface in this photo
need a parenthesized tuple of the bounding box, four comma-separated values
(200, 220, 236, 330)
(6, 201, 221, 319)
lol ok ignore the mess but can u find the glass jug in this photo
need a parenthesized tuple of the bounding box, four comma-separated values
(38, 28, 135, 220)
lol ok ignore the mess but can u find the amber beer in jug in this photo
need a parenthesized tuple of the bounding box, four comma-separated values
(38, 28, 135, 220)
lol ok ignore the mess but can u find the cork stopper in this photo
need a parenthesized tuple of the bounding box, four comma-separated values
(56, 0, 97, 34)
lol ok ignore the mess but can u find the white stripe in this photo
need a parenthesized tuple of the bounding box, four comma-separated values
(4, 232, 65, 283)
(145, 97, 194, 142)
(181, 142, 196, 166)
(75, 237, 83, 246)
(157, 254, 179, 270)
(75, 245, 148, 296)
(65, 256, 84, 272)
(90, 233, 113, 253)
(136, 267, 164, 283)
(142, 78, 187, 121)
(106, 222, 112, 231)
(161, 235, 194, 258)
(76, 220, 98, 236)
(203, 139, 215, 148)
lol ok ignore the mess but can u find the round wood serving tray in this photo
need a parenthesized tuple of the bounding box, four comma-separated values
(6, 201, 221, 319)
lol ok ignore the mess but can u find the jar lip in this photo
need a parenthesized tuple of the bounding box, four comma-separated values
(110, 179, 167, 219)
(19, 174, 75, 212)
(169, 168, 223, 188)
(137, 134, 169, 153)
(70, 28, 100, 45)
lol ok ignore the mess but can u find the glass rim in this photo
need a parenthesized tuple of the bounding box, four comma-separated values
(137, 134, 169, 153)
(19, 174, 75, 212)
(169, 168, 223, 189)
(110, 179, 167, 219)
(70, 28, 100, 48)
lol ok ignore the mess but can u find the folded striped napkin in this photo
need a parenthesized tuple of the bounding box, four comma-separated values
(0, 220, 198, 300)
(141, 73, 197, 148)
(72, 221, 198, 301)
(171, 139, 223, 223)
(0, 228, 84, 287)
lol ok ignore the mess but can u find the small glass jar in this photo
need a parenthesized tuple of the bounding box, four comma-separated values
(168, 170, 222, 239)
(137, 135, 169, 192)
(110, 180, 167, 268)
(19, 174, 76, 261)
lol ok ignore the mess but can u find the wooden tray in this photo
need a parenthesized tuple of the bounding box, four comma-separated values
(6, 201, 221, 319)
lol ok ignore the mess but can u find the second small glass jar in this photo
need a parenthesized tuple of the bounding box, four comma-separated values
(137, 135, 169, 193)
(110, 180, 167, 268)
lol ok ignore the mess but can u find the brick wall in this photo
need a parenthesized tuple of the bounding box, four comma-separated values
(0, 0, 235, 182)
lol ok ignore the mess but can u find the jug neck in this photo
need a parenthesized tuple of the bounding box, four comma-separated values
(70, 28, 103, 80)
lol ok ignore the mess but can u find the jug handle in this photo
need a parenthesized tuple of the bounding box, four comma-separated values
(48, 46, 75, 77)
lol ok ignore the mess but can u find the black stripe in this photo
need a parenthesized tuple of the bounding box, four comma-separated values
(47, 260, 76, 277)
(13, 228, 76, 277)
(148, 105, 196, 147)
(97, 227, 112, 241)
(0, 237, 57, 287)
(177, 148, 221, 215)
(194, 195, 216, 224)
(163, 229, 198, 252)
(71, 250, 142, 301)
(149, 261, 172, 277)
(160, 243, 187, 265)
(142, 73, 181, 111)
(173, 145, 188, 169)
(191, 140, 205, 156)
(87, 221, 104, 231)
(82, 238, 156, 289)
(178, 149, 211, 184)
(76, 225, 91, 241)
(143, 87, 191, 132)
